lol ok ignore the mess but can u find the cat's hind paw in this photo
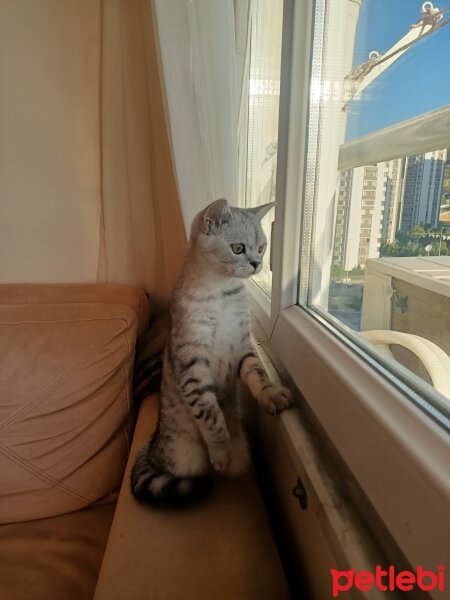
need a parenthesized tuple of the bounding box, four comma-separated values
(259, 384, 292, 415)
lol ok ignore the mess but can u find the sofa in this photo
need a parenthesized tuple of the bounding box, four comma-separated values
(0, 284, 290, 599)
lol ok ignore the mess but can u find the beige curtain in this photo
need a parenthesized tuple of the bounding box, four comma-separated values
(98, 0, 186, 307)
(0, 0, 186, 308)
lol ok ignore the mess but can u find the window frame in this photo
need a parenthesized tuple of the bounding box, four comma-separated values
(246, 0, 450, 569)
(338, 105, 450, 172)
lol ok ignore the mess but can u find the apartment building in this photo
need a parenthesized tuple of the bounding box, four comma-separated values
(399, 149, 447, 233)
(333, 158, 403, 270)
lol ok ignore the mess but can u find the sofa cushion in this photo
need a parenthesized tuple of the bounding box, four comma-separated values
(0, 284, 149, 336)
(0, 503, 116, 600)
(0, 284, 150, 523)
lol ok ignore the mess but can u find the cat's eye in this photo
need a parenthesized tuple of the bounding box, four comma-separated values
(231, 243, 245, 254)
(257, 244, 265, 253)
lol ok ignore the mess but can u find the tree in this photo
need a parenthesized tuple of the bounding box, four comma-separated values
(413, 223, 426, 235)
(381, 231, 450, 258)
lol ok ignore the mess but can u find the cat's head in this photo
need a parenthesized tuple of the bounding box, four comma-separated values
(190, 198, 275, 278)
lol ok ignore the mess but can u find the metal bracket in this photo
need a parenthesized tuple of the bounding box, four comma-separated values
(392, 287, 408, 313)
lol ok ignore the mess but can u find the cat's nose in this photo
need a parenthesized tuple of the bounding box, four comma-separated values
(250, 261, 260, 271)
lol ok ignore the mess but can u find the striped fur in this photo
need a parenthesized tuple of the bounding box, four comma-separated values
(131, 444, 212, 506)
(131, 199, 292, 507)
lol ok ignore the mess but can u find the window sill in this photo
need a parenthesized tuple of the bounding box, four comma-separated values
(269, 304, 450, 571)
(245, 278, 273, 334)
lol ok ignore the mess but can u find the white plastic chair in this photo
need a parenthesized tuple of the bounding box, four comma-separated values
(360, 330, 450, 399)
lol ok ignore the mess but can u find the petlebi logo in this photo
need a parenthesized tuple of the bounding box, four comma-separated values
(330, 564, 446, 597)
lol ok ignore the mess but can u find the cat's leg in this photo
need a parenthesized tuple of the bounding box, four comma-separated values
(131, 427, 212, 506)
(151, 426, 210, 478)
(175, 356, 232, 472)
(131, 377, 213, 506)
(238, 350, 292, 415)
(151, 387, 210, 477)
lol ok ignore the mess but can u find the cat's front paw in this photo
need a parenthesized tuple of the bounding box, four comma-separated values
(259, 384, 292, 415)
(208, 443, 232, 473)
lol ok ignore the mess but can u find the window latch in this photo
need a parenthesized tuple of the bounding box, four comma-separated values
(292, 477, 308, 510)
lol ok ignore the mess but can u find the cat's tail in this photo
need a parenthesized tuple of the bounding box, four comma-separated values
(130, 446, 211, 507)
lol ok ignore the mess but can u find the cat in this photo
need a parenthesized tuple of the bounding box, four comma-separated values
(131, 198, 292, 506)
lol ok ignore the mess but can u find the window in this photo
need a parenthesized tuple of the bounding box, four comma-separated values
(243, 0, 450, 570)
(301, 0, 450, 425)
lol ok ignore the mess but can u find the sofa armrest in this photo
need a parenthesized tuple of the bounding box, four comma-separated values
(94, 394, 290, 600)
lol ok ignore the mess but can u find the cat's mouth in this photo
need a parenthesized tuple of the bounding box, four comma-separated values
(234, 268, 261, 278)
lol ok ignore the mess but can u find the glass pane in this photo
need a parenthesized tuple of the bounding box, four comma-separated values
(345, 1, 450, 141)
(331, 149, 449, 329)
(243, 0, 283, 296)
(301, 0, 450, 425)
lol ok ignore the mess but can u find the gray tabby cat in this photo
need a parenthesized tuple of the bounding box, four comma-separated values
(131, 199, 292, 506)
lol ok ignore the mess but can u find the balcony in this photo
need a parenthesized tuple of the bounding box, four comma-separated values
(361, 256, 450, 389)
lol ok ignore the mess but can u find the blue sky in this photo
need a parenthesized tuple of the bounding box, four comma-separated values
(346, 0, 450, 141)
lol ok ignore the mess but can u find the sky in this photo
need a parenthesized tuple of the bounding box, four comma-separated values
(345, 0, 450, 141)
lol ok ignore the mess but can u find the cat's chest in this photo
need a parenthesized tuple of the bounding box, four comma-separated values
(201, 295, 248, 349)
(215, 305, 246, 345)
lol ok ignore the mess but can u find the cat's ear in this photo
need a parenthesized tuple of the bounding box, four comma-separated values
(202, 198, 231, 233)
(245, 201, 275, 221)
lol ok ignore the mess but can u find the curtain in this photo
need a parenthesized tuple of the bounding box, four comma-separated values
(98, 0, 186, 308)
(154, 0, 252, 229)
(0, 0, 187, 310)
(235, 0, 253, 208)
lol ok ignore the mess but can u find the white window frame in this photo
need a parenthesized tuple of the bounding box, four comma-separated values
(246, 0, 450, 571)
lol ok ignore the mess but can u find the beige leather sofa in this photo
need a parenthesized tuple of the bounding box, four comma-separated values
(0, 284, 289, 600)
